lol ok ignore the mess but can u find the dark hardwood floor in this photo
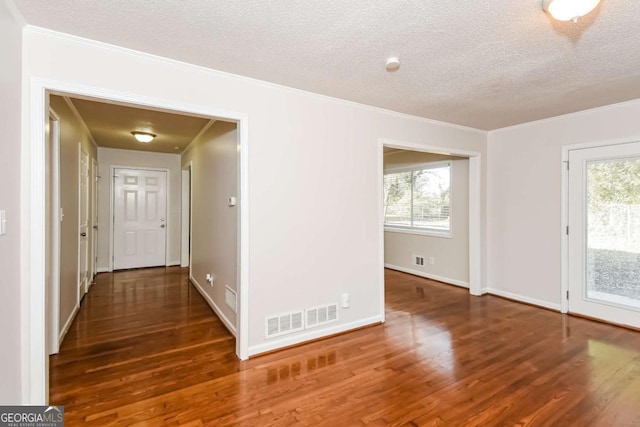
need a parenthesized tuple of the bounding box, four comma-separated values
(50, 267, 640, 426)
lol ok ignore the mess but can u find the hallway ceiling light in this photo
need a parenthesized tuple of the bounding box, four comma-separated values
(131, 131, 156, 143)
(542, 0, 600, 22)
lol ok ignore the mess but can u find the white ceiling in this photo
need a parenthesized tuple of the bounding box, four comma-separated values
(62, 96, 212, 154)
(15, 1, 640, 130)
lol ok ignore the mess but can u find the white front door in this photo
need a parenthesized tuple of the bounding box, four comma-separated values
(568, 142, 640, 328)
(113, 168, 167, 270)
(79, 147, 90, 299)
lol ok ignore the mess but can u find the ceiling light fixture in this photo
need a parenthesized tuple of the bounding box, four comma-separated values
(542, 0, 600, 22)
(385, 57, 400, 72)
(131, 131, 156, 143)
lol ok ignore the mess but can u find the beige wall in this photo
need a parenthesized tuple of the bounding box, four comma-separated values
(384, 151, 470, 285)
(0, 0, 23, 404)
(97, 147, 182, 270)
(49, 95, 98, 335)
(488, 100, 640, 308)
(22, 28, 487, 359)
(182, 121, 238, 330)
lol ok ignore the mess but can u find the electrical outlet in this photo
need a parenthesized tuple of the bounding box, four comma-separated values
(206, 273, 214, 286)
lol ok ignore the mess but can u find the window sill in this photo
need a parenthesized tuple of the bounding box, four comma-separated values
(384, 226, 452, 239)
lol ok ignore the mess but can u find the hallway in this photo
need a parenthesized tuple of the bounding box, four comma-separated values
(50, 268, 640, 426)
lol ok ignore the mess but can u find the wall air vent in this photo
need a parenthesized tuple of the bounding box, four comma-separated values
(265, 310, 304, 339)
(306, 303, 339, 329)
(225, 286, 237, 312)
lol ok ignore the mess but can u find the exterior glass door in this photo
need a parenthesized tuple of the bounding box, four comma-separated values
(568, 142, 640, 328)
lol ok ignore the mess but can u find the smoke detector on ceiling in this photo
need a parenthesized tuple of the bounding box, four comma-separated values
(385, 57, 400, 72)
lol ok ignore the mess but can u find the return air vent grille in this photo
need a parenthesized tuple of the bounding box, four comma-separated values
(306, 303, 339, 329)
(265, 310, 304, 339)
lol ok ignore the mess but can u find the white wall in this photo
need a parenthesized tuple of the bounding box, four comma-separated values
(49, 95, 97, 334)
(384, 151, 469, 286)
(182, 121, 238, 332)
(0, 0, 23, 404)
(22, 27, 487, 358)
(488, 99, 640, 309)
(97, 147, 182, 270)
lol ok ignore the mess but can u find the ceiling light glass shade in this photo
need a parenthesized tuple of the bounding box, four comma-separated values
(131, 131, 156, 143)
(543, 0, 600, 22)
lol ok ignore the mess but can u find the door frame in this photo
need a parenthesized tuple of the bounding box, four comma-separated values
(378, 138, 483, 315)
(91, 157, 98, 283)
(78, 145, 90, 299)
(24, 77, 250, 404)
(109, 166, 170, 271)
(47, 108, 61, 355)
(561, 137, 640, 314)
(180, 164, 192, 268)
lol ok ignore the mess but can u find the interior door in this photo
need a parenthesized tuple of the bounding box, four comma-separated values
(113, 168, 167, 270)
(79, 147, 90, 298)
(568, 142, 640, 328)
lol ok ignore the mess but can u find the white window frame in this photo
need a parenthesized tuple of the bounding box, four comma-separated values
(383, 161, 453, 238)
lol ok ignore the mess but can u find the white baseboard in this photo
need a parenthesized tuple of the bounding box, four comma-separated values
(167, 260, 181, 267)
(487, 288, 561, 311)
(96, 267, 110, 273)
(58, 303, 79, 347)
(248, 315, 383, 357)
(384, 264, 469, 289)
(190, 275, 237, 337)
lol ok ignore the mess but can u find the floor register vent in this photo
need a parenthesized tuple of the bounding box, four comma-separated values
(306, 303, 338, 329)
(265, 311, 304, 339)
(265, 303, 339, 339)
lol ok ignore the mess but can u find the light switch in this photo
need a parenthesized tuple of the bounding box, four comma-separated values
(0, 210, 6, 236)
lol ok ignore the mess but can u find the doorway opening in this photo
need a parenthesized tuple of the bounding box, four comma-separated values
(378, 139, 482, 318)
(26, 79, 249, 404)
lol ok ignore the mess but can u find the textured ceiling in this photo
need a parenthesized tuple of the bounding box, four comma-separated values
(64, 96, 211, 154)
(16, 1, 640, 130)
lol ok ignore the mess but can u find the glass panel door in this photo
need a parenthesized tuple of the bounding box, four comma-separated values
(568, 142, 640, 328)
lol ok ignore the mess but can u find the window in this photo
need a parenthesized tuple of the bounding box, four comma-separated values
(383, 162, 451, 235)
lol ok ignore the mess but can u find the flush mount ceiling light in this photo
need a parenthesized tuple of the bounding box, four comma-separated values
(542, 0, 600, 22)
(131, 131, 156, 143)
(385, 57, 400, 72)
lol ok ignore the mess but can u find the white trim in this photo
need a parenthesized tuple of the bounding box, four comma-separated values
(248, 315, 383, 357)
(385, 264, 470, 289)
(109, 166, 169, 270)
(468, 156, 482, 296)
(190, 275, 237, 336)
(237, 118, 250, 361)
(24, 77, 251, 403)
(384, 227, 452, 239)
(62, 96, 98, 149)
(377, 141, 386, 324)
(379, 139, 482, 297)
(23, 26, 487, 136)
(47, 109, 61, 356)
(57, 303, 79, 348)
(96, 267, 110, 273)
(487, 288, 561, 312)
(166, 260, 181, 266)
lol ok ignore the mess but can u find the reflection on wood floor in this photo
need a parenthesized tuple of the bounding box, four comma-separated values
(50, 267, 640, 426)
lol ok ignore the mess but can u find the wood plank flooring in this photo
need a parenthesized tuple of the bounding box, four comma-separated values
(50, 267, 640, 426)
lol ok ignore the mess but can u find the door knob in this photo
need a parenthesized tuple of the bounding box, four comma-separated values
(160, 224, 166, 228)
(80, 232, 87, 237)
